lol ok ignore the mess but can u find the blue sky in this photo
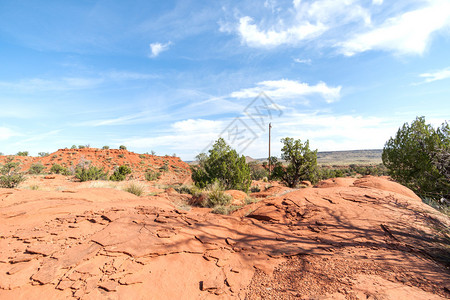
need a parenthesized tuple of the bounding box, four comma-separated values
(0, 0, 449, 160)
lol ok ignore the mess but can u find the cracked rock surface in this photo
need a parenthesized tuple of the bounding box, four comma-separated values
(0, 176, 449, 299)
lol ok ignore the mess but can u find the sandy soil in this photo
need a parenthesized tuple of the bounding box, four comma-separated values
(0, 174, 449, 299)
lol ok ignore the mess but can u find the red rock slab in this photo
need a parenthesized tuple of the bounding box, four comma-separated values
(32, 243, 101, 284)
(246, 204, 286, 222)
(114, 253, 231, 299)
(90, 220, 142, 247)
(0, 283, 73, 300)
(353, 176, 421, 200)
(348, 274, 445, 300)
(0, 259, 41, 289)
(26, 243, 60, 257)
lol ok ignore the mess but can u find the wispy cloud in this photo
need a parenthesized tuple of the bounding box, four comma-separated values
(0, 70, 156, 93)
(17, 129, 62, 143)
(293, 58, 312, 64)
(149, 42, 172, 57)
(230, 79, 342, 103)
(78, 111, 155, 127)
(338, 0, 450, 56)
(416, 67, 450, 84)
(236, 0, 370, 48)
(238, 16, 327, 47)
(0, 127, 20, 141)
(231, 0, 450, 56)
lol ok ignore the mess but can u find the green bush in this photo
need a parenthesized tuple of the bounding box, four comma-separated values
(16, 151, 29, 156)
(159, 163, 169, 172)
(29, 163, 45, 174)
(0, 158, 25, 188)
(50, 164, 70, 175)
(191, 138, 251, 192)
(38, 152, 49, 157)
(249, 162, 269, 180)
(145, 170, 161, 181)
(383, 116, 449, 199)
(110, 165, 132, 181)
(174, 185, 192, 194)
(119, 145, 127, 150)
(71, 145, 77, 149)
(75, 166, 107, 182)
(272, 137, 318, 187)
(102, 146, 110, 150)
(204, 181, 232, 208)
(124, 182, 145, 196)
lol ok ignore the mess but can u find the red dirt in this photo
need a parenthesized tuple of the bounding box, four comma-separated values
(0, 175, 449, 299)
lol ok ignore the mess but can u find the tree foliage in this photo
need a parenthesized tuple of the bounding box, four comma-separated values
(191, 138, 251, 192)
(382, 116, 449, 198)
(110, 165, 132, 181)
(0, 158, 25, 188)
(75, 165, 108, 182)
(272, 137, 318, 187)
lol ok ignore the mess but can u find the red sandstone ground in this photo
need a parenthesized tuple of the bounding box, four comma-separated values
(0, 152, 449, 299)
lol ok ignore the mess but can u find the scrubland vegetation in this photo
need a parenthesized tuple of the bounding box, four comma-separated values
(0, 117, 448, 215)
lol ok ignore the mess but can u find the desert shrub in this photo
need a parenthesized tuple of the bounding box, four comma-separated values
(110, 165, 132, 181)
(383, 117, 449, 199)
(119, 145, 127, 150)
(211, 204, 240, 215)
(272, 137, 318, 187)
(50, 164, 70, 175)
(0, 152, 4, 156)
(204, 181, 232, 207)
(16, 151, 28, 156)
(124, 182, 145, 196)
(71, 145, 77, 149)
(75, 166, 107, 182)
(175, 185, 192, 194)
(102, 146, 110, 150)
(0, 158, 25, 188)
(78, 145, 85, 149)
(250, 186, 261, 193)
(249, 162, 269, 180)
(28, 184, 39, 190)
(118, 154, 124, 158)
(29, 163, 45, 174)
(159, 163, 169, 172)
(145, 170, 161, 181)
(191, 138, 251, 192)
(151, 150, 156, 155)
(38, 152, 49, 157)
(139, 154, 146, 159)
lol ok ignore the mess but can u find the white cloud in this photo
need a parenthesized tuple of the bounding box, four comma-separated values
(0, 127, 20, 141)
(0, 77, 102, 92)
(238, 16, 327, 47)
(0, 70, 156, 93)
(103, 71, 157, 80)
(293, 58, 312, 64)
(171, 119, 223, 132)
(121, 119, 224, 157)
(230, 79, 341, 103)
(232, 0, 450, 56)
(237, 0, 370, 48)
(338, 0, 450, 56)
(418, 67, 450, 84)
(149, 42, 172, 57)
